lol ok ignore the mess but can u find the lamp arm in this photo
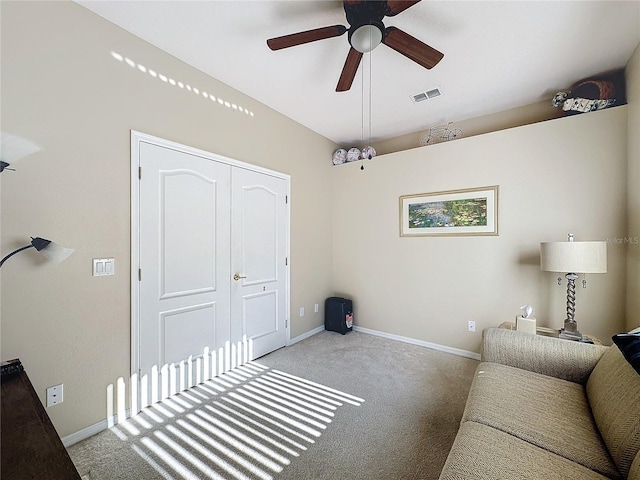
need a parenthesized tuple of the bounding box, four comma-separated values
(0, 244, 35, 268)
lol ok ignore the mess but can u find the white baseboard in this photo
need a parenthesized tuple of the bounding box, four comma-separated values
(62, 418, 108, 447)
(353, 326, 481, 361)
(62, 410, 130, 447)
(288, 325, 325, 345)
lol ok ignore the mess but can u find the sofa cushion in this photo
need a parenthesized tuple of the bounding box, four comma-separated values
(587, 344, 640, 478)
(439, 421, 611, 480)
(462, 362, 619, 478)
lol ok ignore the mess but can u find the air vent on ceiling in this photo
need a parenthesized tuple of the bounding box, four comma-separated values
(411, 88, 442, 103)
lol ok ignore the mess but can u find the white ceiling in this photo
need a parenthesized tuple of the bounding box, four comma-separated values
(76, 1, 640, 147)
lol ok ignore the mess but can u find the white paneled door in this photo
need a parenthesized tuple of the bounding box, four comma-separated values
(132, 133, 289, 386)
(231, 167, 288, 359)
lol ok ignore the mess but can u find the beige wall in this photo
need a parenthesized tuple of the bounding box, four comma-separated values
(332, 107, 628, 353)
(0, 1, 335, 437)
(626, 42, 640, 331)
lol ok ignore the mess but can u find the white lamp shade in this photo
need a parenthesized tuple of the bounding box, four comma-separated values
(540, 241, 607, 273)
(39, 241, 75, 264)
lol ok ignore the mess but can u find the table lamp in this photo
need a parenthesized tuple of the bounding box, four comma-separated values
(540, 233, 607, 341)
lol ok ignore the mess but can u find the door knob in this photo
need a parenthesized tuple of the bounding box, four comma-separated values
(233, 273, 247, 281)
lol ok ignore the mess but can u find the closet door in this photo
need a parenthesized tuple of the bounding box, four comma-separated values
(137, 141, 231, 377)
(133, 133, 290, 400)
(231, 167, 288, 359)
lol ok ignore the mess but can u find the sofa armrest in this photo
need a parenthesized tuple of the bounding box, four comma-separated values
(481, 328, 609, 384)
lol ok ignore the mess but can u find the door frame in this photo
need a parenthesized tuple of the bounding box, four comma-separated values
(130, 130, 290, 379)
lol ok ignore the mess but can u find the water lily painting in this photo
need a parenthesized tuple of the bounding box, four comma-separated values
(400, 186, 498, 237)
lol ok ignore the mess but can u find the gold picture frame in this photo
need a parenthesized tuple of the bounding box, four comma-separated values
(399, 186, 499, 237)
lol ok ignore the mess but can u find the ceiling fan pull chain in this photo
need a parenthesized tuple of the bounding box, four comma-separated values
(369, 40, 373, 152)
(361, 47, 365, 171)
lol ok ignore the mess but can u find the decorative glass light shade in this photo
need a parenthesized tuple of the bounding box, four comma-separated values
(347, 148, 362, 162)
(332, 148, 347, 165)
(362, 146, 376, 160)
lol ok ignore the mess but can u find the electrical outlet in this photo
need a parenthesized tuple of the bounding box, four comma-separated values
(314, 304, 319, 313)
(46, 384, 64, 407)
(468, 321, 476, 332)
(299, 307, 305, 317)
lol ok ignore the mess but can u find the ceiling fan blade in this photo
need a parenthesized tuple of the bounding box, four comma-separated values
(385, 0, 421, 17)
(267, 25, 347, 51)
(382, 26, 443, 69)
(336, 47, 363, 92)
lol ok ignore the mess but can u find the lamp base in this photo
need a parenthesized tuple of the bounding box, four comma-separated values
(559, 329, 584, 341)
(558, 328, 594, 343)
(559, 316, 582, 342)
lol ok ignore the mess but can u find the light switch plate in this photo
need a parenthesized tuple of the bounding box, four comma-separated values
(93, 258, 115, 276)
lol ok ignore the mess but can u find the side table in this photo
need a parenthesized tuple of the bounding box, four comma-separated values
(1, 359, 82, 479)
(498, 321, 602, 345)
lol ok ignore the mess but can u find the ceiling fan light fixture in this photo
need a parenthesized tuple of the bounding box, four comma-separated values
(267, 0, 439, 92)
(350, 24, 383, 53)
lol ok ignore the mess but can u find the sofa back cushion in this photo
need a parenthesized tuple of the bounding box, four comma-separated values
(587, 345, 640, 478)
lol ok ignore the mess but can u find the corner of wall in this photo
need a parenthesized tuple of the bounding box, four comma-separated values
(625, 41, 640, 331)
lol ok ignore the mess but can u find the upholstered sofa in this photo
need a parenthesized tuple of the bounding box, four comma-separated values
(439, 327, 640, 480)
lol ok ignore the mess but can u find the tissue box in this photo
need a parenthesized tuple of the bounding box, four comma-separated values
(516, 315, 536, 335)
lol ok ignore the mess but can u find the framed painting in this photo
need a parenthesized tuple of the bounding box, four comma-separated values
(399, 186, 499, 237)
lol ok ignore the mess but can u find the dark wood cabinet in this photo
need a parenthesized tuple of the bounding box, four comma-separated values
(1, 359, 81, 479)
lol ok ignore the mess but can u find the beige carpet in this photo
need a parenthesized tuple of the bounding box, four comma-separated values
(68, 331, 478, 480)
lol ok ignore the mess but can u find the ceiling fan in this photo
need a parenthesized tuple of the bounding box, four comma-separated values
(266, 0, 444, 92)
